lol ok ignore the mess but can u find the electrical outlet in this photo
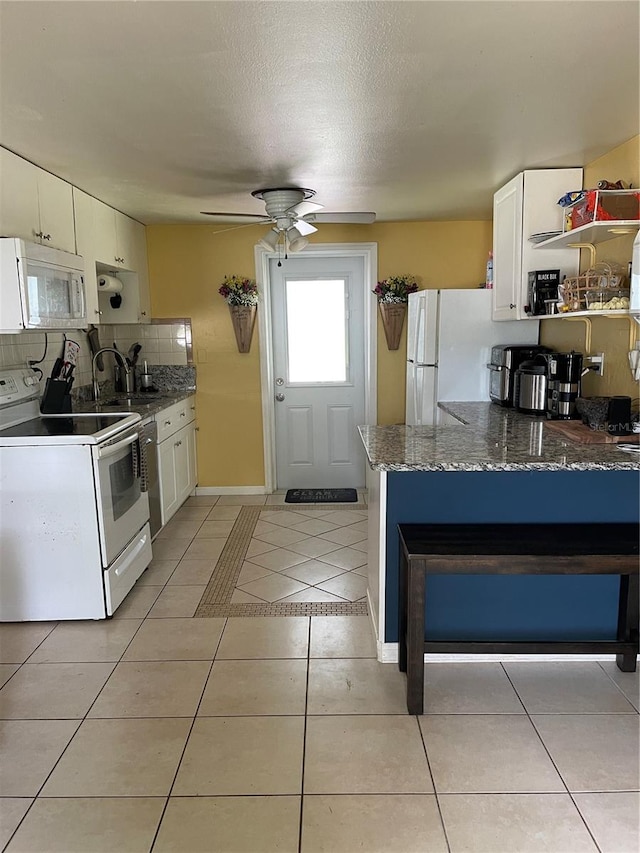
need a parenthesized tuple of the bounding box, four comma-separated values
(587, 353, 605, 376)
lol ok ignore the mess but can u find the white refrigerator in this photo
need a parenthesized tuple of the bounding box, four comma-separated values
(405, 289, 540, 425)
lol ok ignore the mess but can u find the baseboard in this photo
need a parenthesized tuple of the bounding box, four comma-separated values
(195, 486, 269, 496)
(377, 642, 633, 665)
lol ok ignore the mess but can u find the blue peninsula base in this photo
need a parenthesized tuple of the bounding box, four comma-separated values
(382, 470, 639, 645)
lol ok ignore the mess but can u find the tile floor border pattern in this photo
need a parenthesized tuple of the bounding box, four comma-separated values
(195, 505, 368, 618)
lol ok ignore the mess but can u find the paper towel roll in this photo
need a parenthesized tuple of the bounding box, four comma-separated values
(97, 274, 123, 294)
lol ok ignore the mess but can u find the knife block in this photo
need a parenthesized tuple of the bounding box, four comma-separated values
(40, 379, 73, 414)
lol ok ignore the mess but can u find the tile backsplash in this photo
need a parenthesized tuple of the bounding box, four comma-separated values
(0, 319, 192, 394)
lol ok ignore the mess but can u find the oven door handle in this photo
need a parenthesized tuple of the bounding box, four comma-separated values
(97, 431, 139, 459)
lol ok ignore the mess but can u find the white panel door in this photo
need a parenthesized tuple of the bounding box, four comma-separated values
(270, 255, 366, 489)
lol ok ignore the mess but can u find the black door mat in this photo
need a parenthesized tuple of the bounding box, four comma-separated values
(285, 488, 358, 504)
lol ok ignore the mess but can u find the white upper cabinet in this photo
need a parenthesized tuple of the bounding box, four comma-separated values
(130, 220, 151, 322)
(2, 148, 151, 325)
(115, 211, 138, 270)
(95, 211, 150, 324)
(36, 169, 76, 253)
(73, 187, 100, 323)
(0, 148, 75, 253)
(93, 199, 141, 271)
(73, 189, 150, 324)
(492, 168, 583, 320)
(0, 150, 39, 241)
(92, 198, 120, 266)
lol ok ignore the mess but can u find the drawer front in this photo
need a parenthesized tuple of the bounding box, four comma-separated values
(174, 397, 195, 431)
(104, 522, 152, 615)
(156, 396, 195, 442)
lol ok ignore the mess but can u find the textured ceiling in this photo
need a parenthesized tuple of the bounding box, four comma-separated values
(0, 0, 638, 225)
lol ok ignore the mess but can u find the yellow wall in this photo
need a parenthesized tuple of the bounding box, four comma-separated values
(540, 135, 640, 400)
(148, 135, 638, 488)
(147, 220, 491, 486)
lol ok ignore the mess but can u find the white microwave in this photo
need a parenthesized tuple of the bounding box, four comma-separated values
(0, 237, 86, 332)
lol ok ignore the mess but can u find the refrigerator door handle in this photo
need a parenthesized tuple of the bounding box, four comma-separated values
(413, 371, 423, 426)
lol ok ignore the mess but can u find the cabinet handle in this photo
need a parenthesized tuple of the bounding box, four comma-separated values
(509, 303, 516, 309)
(140, 311, 147, 317)
(164, 420, 171, 426)
(175, 440, 182, 447)
(180, 412, 186, 418)
(34, 231, 43, 238)
(42, 234, 51, 241)
(95, 309, 103, 315)
(190, 406, 196, 410)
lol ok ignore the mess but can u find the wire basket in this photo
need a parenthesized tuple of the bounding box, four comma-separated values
(559, 262, 628, 312)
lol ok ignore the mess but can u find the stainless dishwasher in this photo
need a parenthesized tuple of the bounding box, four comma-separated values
(140, 418, 162, 538)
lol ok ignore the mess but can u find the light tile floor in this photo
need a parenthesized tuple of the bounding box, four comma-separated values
(0, 495, 638, 852)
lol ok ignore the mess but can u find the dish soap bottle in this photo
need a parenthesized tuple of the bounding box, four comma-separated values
(485, 251, 494, 289)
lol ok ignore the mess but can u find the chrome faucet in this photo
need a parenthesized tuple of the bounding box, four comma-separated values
(92, 347, 131, 403)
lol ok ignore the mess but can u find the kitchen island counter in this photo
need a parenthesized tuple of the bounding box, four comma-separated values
(358, 402, 639, 473)
(359, 404, 639, 662)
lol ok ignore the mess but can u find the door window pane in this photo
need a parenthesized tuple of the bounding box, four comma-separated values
(286, 279, 347, 382)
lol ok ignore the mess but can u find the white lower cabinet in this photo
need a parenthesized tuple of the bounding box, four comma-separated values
(157, 398, 197, 526)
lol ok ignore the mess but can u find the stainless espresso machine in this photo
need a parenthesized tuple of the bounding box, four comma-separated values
(545, 352, 583, 419)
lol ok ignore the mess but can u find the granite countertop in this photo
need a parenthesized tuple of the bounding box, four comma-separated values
(73, 389, 195, 420)
(358, 403, 640, 472)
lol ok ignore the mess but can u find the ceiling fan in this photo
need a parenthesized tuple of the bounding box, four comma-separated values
(201, 187, 375, 254)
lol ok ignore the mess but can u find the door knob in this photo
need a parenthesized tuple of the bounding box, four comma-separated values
(275, 393, 285, 402)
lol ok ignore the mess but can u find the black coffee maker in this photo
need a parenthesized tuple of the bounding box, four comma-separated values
(545, 351, 583, 420)
(525, 270, 561, 316)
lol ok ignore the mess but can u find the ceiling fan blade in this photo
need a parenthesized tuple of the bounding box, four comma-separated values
(209, 221, 272, 236)
(304, 212, 376, 224)
(200, 212, 267, 223)
(286, 200, 324, 218)
(291, 219, 318, 236)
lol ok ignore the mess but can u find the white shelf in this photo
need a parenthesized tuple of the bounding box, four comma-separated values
(533, 220, 639, 249)
(539, 309, 630, 319)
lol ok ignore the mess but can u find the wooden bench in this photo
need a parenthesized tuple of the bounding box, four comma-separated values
(398, 522, 640, 715)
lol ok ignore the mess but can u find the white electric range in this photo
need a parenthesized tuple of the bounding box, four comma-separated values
(0, 367, 152, 620)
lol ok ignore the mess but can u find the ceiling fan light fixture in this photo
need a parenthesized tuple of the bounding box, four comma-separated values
(287, 229, 309, 253)
(258, 229, 280, 251)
